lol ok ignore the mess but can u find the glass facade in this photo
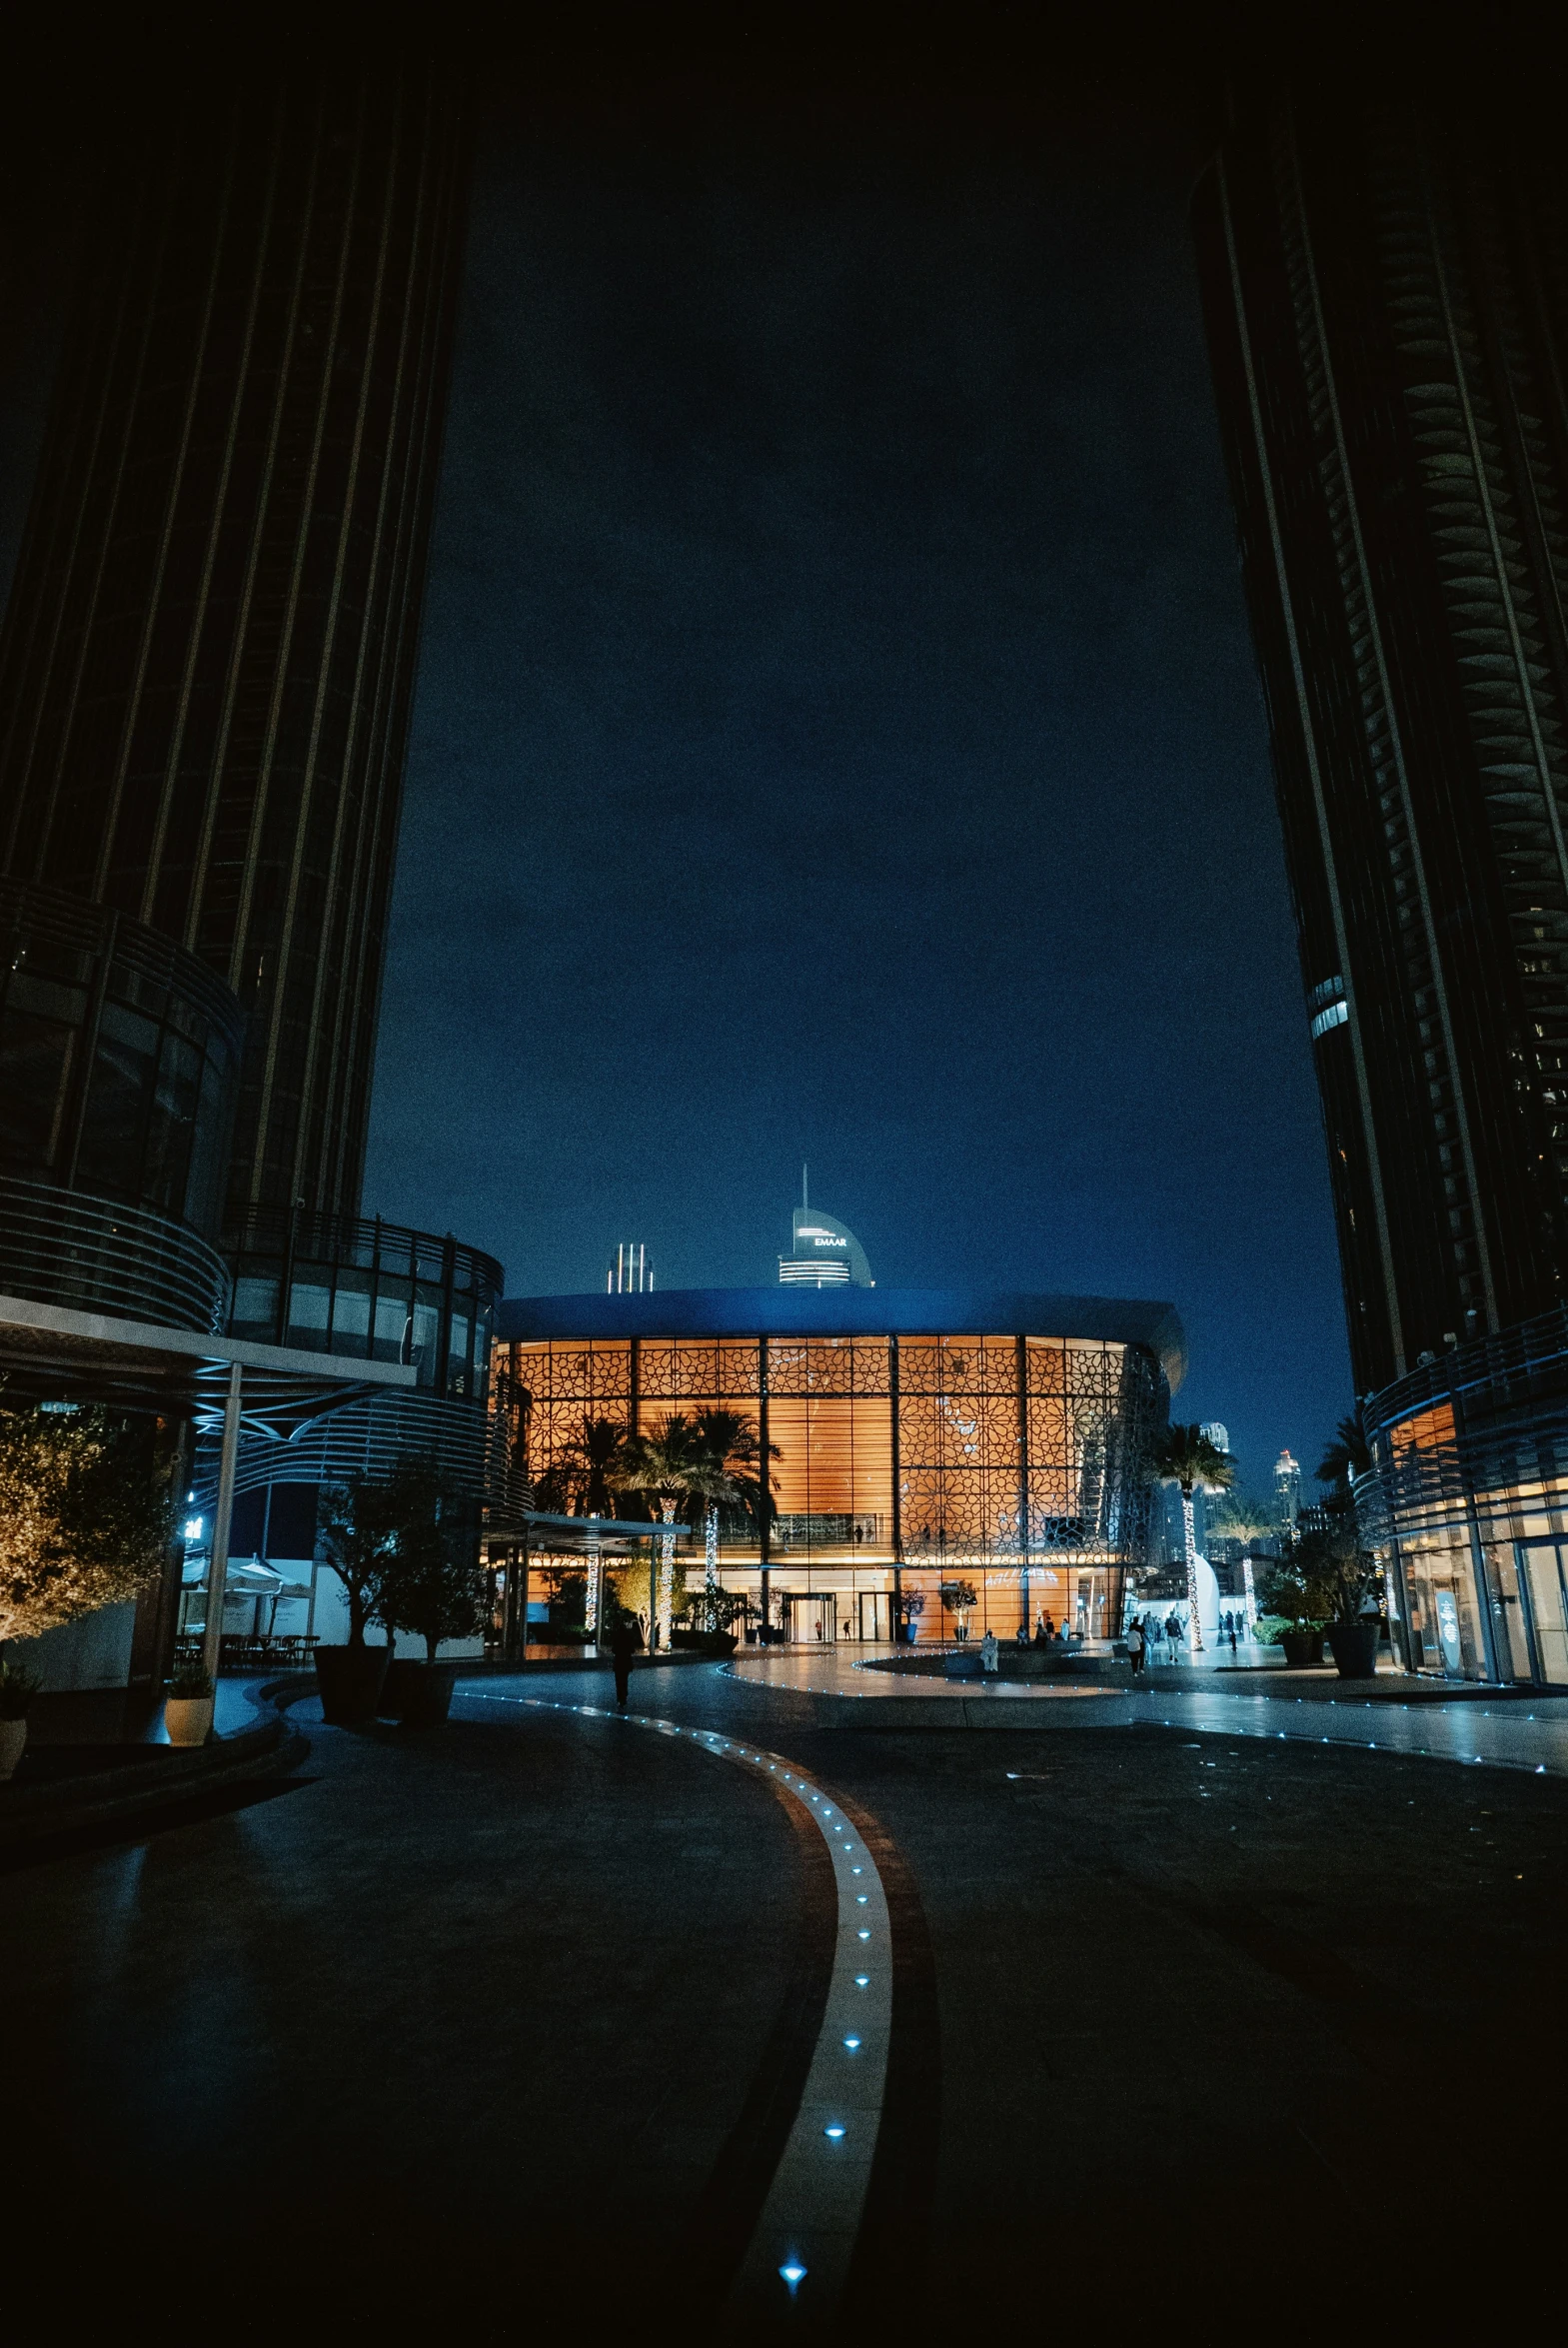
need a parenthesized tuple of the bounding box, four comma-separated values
(0, 63, 468, 1229)
(0, 877, 242, 1239)
(1193, 96, 1568, 1395)
(1361, 1305, 1568, 1685)
(500, 1323, 1163, 1640)
(226, 1207, 502, 1400)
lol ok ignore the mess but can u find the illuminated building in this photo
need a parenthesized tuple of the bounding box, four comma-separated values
(493, 1284, 1182, 1643)
(609, 1244, 653, 1292)
(1194, 89, 1568, 1680)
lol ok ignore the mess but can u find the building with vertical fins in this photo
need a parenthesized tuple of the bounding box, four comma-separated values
(1193, 85, 1568, 1683)
(0, 59, 469, 1233)
(0, 46, 523, 1701)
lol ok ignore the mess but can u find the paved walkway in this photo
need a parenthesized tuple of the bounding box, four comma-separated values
(9, 1658, 1568, 2340)
(720, 1646, 1568, 1772)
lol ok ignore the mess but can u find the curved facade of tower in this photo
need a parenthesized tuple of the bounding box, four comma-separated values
(0, 59, 469, 1230)
(1195, 88, 1568, 1683)
(1194, 93, 1568, 1396)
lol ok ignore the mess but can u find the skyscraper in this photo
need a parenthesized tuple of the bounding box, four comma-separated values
(0, 57, 468, 1230)
(1192, 90, 1568, 1395)
(1195, 85, 1568, 1683)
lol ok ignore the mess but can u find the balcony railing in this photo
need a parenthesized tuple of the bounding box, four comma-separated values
(0, 1175, 231, 1333)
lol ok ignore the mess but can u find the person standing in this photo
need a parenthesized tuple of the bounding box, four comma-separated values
(1124, 1616, 1144, 1675)
(1227, 1612, 1238, 1660)
(980, 1628, 999, 1674)
(1166, 1609, 1183, 1660)
(608, 1612, 640, 1709)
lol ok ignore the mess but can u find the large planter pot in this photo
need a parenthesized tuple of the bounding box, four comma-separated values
(384, 1659, 457, 1727)
(1280, 1629, 1324, 1669)
(314, 1643, 391, 1725)
(1326, 1619, 1381, 1679)
(164, 1694, 214, 1747)
(0, 1716, 28, 1780)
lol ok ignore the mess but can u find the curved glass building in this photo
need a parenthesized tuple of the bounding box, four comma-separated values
(495, 1286, 1181, 1642)
(0, 878, 242, 1330)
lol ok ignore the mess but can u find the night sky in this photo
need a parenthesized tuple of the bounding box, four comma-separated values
(364, 66, 1349, 1493)
(0, 27, 1355, 1500)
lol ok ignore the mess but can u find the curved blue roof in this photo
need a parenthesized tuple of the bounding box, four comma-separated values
(496, 1285, 1185, 1391)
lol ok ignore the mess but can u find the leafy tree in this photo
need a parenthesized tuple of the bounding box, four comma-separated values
(1262, 1520, 1376, 1628)
(1148, 1423, 1234, 1652)
(370, 1461, 485, 1662)
(0, 1404, 173, 1643)
(319, 1479, 399, 1647)
(938, 1577, 978, 1634)
(1204, 1487, 1278, 1543)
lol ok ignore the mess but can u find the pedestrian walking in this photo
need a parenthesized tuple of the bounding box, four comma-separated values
(1124, 1616, 1145, 1675)
(608, 1612, 640, 1709)
(1166, 1609, 1183, 1660)
(1227, 1613, 1238, 1659)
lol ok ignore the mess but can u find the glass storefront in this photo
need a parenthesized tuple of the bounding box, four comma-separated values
(1363, 1306, 1568, 1686)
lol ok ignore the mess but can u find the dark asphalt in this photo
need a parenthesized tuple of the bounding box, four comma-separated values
(5, 1660, 1566, 2340)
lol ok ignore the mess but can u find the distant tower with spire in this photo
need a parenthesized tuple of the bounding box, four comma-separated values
(778, 1166, 875, 1287)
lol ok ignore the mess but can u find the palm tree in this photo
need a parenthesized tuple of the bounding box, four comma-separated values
(555, 1414, 633, 1641)
(1149, 1423, 1234, 1653)
(558, 1414, 634, 1517)
(625, 1413, 701, 1651)
(1317, 1408, 1371, 1494)
(688, 1407, 781, 1611)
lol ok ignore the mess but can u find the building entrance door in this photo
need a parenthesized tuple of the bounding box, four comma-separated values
(857, 1590, 892, 1642)
(1515, 1540, 1568, 1684)
(789, 1594, 835, 1645)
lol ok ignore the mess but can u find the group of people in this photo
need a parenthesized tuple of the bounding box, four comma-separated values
(1122, 1606, 1252, 1672)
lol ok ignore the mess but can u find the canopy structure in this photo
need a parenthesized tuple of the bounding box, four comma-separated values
(514, 1510, 692, 1554)
(0, 1289, 416, 1435)
(0, 1288, 417, 1682)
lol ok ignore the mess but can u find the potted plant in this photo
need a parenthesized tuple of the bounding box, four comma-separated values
(673, 1583, 748, 1656)
(0, 1658, 40, 1781)
(372, 1463, 484, 1727)
(164, 1655, 215, 1746)
(939, 1579, 977, 1642)
(315, 1479, 398, 1723)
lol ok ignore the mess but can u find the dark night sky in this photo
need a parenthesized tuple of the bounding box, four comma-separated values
(0, 24, 1358, 1499)
(363, 71, 1351, 1492)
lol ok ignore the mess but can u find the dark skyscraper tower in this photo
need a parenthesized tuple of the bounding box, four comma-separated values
(0, 58, 468, 1230)
(1192, 90, 1568, 1396)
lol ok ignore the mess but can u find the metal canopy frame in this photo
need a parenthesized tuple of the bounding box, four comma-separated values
(0, 1289, 418, 1682)
(0, 1289, 416, 1435)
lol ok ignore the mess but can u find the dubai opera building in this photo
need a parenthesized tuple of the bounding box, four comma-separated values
(492, 1224, 1182, 1645)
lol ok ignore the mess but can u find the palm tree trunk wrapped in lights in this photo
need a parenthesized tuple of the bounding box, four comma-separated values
(585, 1520, 602, 1645)
(657, 1500, 677, 1650)
(1149, 1423, 1234, 1657)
